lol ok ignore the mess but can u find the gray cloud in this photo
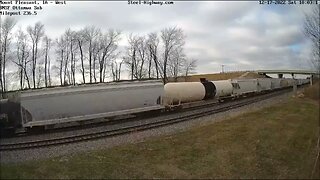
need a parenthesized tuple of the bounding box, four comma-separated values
(7, 1, 315, 76)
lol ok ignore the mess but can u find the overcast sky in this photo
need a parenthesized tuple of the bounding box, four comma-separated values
(9, 1, 316, 75)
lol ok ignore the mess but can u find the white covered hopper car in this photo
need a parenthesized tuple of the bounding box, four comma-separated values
(17, 80, 164, 129)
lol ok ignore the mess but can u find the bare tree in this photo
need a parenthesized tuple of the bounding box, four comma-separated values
(75, 29, 87, 84)
(168, 46, 186, 82)
(136, 36, 147, 79)
(62, 29, 78, 85)
(111, 59, 123, 81)
(92, 40, 101, 83)
(125, 34, 139, 80)
(43, 36, 52, 87)
(83, 26, 101, 83)
(63, 32, 70, 85)
(99, 29, 121, 82)
(146, 43, 153, 79)
(36, 62, 44, 88)
(303, 5, 320, 71)
(55, 36, 66, 86)
(69, 32, 78, 85)
(117, 59, 123, 81)
(161, 27, 185, 84)
(53, 29, 82, 86)
(183, 59, 197, 77)
(27, 22, 45, 88)
(124, 34, 153, 80)
(0, 17, 16, 95)
(147, 33, 158, 79)
(47, 39, 54, 86)
(14, 29, 32, 89)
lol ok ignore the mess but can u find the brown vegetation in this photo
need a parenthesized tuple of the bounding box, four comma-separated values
(169, 71, 266, 82)
(303, 80, 320, 102)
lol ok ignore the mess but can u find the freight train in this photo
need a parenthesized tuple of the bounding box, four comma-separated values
(0, 78, 310, 134)
(162, 78, 309, 105)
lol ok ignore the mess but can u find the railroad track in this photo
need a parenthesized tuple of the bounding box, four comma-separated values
(0, 88, 291, 151)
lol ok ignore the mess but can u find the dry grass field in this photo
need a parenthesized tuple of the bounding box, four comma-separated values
(303, 81, 320, 102)
(169, 71, 266, 82)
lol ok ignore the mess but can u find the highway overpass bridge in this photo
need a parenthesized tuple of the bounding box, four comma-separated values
(256, 69, 319, 85)
(256, 69, 318, 75)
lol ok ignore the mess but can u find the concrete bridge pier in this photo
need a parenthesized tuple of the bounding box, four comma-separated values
(293, 80, 297, 95)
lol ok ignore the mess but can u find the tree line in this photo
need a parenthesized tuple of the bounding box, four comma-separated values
(0, 17, 197, 97)
(303, 5, 320, 73)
